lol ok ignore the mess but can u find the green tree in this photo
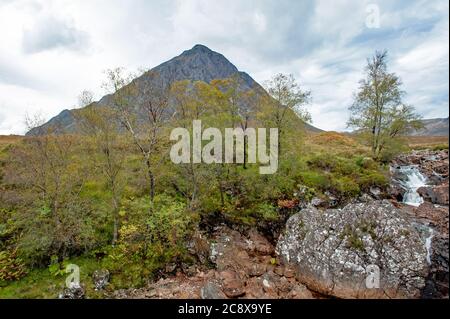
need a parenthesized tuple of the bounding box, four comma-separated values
(76, 104, 125, 245)
(211, 75, 258, 169)
(347, 50, 422, 160)
(261, 73, 311, 155)
(169, 80, 215, 207)
(4, 115, 96, 265)
(102, 68, 169, 203)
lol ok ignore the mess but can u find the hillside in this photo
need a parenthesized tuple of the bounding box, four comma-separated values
(409, 117, 449, 137)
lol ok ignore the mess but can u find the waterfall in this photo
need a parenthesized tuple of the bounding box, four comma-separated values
(391, 165, 428, 207)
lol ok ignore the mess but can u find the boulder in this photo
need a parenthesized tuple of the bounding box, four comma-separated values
(422, 234, 449, 298)
(288, 284, 314, 299)
(200, 281, 227, 299)
(413, 202, 449, 236)
(219, 270, 245, 298)
(276, 200, 429, 298)
(417, 183, 449, 206)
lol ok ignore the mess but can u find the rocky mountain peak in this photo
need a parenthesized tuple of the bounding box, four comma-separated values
(152, 44, 240, 84)
(186, 44, 213, 53)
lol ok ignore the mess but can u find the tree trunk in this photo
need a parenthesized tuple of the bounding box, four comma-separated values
(243, 135, 247, 169)
(189, 163, 197, 208)
(112, 215, 119, 246)
(112, 201, 119, 245)
(146, 158, 155, 202)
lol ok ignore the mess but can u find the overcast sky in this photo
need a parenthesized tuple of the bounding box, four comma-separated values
(0, 0, 448, 134)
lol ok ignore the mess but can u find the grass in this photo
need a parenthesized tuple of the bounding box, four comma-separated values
(0, 135, 23, 149)
(404, 135, 448, 150)
(0, 256, 105, 299)
(0, 135, 23, 160)
(304, 131, 369, 156)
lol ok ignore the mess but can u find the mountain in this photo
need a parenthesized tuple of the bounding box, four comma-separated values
(408, 117, 449, 137)
(27, 44, 322, 135)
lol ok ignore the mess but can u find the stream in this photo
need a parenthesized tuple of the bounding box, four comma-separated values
(391, 165, 434, 265)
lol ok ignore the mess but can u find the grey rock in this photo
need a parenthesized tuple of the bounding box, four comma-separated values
(276, 200, 429, 298)
(369, 187, 382, 199)
(92, 269, 110, 291)
(311, 197, 326, 208)
(58, 284, 85, 299)
(201, 281, 227, 299)
(358, 193, 374, 203)
(324, 191, 338, 208)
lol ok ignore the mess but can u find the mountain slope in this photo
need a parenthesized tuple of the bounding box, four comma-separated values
(408, 117, 449, 137)
(27, 44, 322, 135)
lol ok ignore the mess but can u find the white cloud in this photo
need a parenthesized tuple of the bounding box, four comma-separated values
(0, 0, 448, 134)
(22, 15, 89, 54)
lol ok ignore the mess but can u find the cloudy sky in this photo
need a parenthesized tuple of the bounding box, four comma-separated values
(0, 0, 448, 134)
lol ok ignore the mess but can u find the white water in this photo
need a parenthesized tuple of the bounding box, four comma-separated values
(393, 166, 428, 207)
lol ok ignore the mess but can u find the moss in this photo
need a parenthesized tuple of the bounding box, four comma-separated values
(359, 221, 377, 240)
(341, 225, 365, 252)
(399, 229, 410, 237)
(348, 234, 365, 251)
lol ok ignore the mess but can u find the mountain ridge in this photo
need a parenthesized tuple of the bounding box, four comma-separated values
(408, 117, 449, 137)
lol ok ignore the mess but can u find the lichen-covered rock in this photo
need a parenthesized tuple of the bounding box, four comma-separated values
(58, 283, 85, 299)
(276, 200, 429, 298)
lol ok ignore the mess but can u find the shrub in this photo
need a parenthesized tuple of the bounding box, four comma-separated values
(307, 154, 337, 171)
(332, 177, 360, 199)
(103, 194, 198, 288)
(355, 156, 377, 170)
(298, 171, 331, 191)
(432, 144, 449, 151)
(15, 200, 101, 267)
(0, 249, 27, 282)
(307, 154, 359, 175)
(358, 172, 389, 191)
(257, 203, 279, 220)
